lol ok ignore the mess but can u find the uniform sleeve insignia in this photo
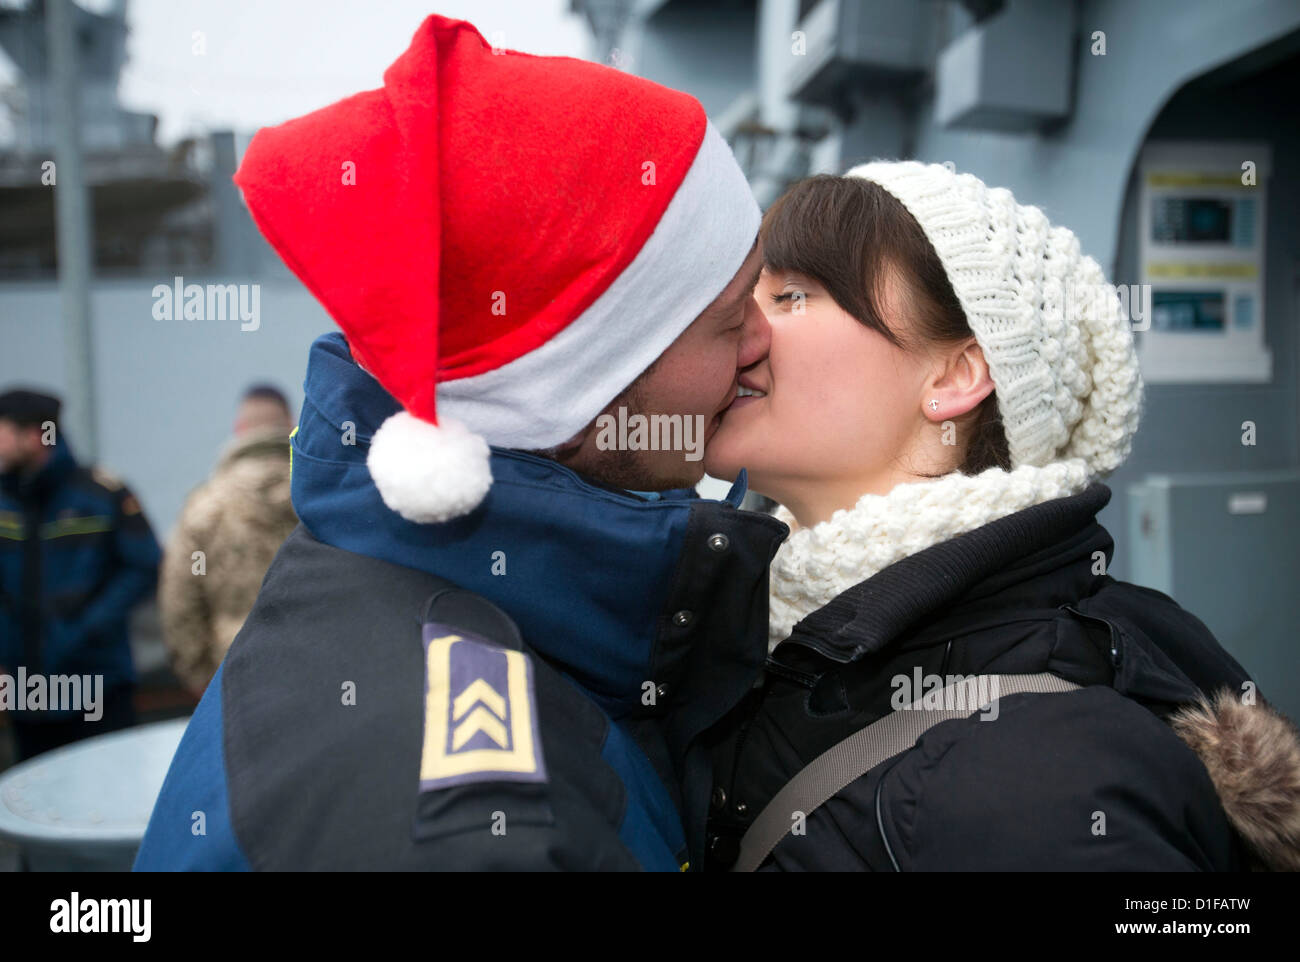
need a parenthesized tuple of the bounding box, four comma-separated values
(419, 623, 548, 791)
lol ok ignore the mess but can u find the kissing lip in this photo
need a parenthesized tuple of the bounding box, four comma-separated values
(725, 394, 763, 413)
(724, 377, 768, 414)
(737, 374, 768, 395)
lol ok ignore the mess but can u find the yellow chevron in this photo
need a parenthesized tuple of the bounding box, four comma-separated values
(452, 705, 509, 751)
(453, 678, 507, 721)
(421, 637, 540, 780)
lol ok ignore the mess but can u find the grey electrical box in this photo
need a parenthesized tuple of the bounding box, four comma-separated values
(1128, 470, 1300, 724)
(935, 0, 1074, 132)
(785, 0, 928, 108)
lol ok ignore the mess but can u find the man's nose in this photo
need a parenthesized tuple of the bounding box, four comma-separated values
(737, 295, 771, 370)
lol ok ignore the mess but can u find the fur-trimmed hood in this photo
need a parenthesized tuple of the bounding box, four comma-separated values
(1171, 691, 1300, 871)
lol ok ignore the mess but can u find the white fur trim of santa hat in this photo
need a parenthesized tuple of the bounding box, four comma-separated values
(436, 120, 759, 450)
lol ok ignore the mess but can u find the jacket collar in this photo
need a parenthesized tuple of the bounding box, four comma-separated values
(768, 460, 1093, 648)
(290, 333, 789, 720)
(781, 483, 1114, 663)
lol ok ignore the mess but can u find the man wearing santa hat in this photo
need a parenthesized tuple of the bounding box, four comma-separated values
(135, 14, 787, 870)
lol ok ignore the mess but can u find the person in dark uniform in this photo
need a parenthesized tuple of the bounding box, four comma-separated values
(0, 388, 161, 762)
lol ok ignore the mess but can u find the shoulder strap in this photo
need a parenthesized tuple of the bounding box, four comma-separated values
(732, 673, 1083, 872)
(419, 582, 526, 652)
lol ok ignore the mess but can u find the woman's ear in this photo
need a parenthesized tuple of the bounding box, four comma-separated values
(922, 338, 994, 422)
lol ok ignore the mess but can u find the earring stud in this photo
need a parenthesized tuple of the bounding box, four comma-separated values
(928, 399, 940, 412)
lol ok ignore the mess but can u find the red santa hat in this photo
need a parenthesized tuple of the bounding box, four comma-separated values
(233, 14, 759, 523)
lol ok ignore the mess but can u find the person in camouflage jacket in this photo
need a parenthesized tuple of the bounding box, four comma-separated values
(158, 387, 297, 695)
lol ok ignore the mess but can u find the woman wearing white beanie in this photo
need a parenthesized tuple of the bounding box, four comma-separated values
(703, 164, 1300, 872)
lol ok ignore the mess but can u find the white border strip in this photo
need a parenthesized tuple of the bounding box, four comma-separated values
(437, 120, 761, 449)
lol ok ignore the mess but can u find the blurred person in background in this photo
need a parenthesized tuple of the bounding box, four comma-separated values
(159, 385, 296, 697)
(0, 388, 161, 762)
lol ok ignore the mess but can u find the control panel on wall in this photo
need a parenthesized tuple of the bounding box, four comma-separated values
(1137, 141, 1272, 383)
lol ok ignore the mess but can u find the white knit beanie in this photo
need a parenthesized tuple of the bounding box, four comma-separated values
(844, 160, 1144, 479)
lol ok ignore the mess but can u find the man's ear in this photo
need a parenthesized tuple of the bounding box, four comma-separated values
(922, 338, 994, 422)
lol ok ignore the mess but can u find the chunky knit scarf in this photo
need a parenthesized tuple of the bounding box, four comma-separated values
(767, 458, 1093, 649)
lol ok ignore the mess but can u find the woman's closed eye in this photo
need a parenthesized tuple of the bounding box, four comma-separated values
(769, 291, 805, 306)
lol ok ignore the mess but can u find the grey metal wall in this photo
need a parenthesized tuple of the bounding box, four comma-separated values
(900, 0, 1300, 277)
(1106, 54, 1300, 580)
(631, 1, 757, 117)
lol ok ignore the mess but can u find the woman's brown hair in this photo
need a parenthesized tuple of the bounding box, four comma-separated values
(758, 174, 1011, 476)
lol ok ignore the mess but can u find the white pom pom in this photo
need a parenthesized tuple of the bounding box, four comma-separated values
(367, 411, 492, 523)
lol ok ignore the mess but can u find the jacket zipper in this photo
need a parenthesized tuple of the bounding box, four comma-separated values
(1060, 603, 1123, 670)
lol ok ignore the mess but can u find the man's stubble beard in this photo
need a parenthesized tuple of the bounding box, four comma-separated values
(545, 378, 704, 493)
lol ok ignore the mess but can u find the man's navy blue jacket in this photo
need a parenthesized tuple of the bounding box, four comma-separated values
(135, 333, 787, 870)
(0, 437, 160, 709)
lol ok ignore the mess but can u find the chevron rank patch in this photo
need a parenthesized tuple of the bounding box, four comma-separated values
(419, 623, 547, 791)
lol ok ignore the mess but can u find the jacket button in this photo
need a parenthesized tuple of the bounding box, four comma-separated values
(711, 786, 727, 811)
(734, 800, 748, 816)
(656, 682, 669, 702)
(707, 533, 729, 552)
(672, 610, 693, 627)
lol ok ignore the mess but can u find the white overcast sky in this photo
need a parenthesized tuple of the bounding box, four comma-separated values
(2, 0, 592, 145)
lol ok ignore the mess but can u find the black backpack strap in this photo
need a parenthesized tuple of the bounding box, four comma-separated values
(732, 673, 1083, 872)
